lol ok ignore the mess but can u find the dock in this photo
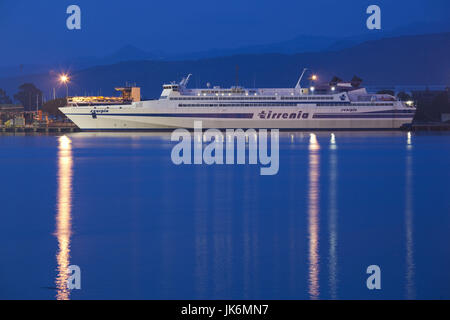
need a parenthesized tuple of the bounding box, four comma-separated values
(0, 124, 79, 133)
(401, 122, 450, 131)
(2, 123, 449, 133)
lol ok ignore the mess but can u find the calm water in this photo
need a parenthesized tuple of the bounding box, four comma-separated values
(0, 131, 449, 300)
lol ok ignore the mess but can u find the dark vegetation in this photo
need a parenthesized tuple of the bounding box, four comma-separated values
(414, 92, 450, 122)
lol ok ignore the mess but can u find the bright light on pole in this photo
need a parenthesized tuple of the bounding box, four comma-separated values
(59, 74, 70, 98)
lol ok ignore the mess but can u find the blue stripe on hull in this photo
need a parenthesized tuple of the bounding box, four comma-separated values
(313, 114, 414, 119)
(65, 111, 414, 119)
(65, 112, 254, 118)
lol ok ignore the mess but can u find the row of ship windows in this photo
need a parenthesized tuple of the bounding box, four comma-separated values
(179, 103, 295, 107)
(178, 103, 394, 107)
(170, 96, 277, 100)
(200, 90, 248, 94)
(281, 96, 334, 100)
(335, 103, 393, 106)
(171, 96, 335, 101)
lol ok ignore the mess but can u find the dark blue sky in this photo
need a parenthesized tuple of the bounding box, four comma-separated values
(0, 0, 449, 65)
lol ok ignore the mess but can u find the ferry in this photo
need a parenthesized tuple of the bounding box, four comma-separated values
(59, 71, 416, 130)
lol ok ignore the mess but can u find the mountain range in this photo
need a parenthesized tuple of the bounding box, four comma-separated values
(0, 32, 449, 99)
(1, 20, 449, 79)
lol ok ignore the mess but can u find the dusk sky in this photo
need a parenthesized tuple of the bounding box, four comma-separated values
(0, 0, 449, 66)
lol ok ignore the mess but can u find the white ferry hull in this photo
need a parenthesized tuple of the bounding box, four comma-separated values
(60, 106, 414, 130)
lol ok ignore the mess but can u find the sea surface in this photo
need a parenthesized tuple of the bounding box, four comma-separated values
(0, 131, 449, 300)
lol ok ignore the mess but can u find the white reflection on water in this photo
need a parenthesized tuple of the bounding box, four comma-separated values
(330, 133, 337, 150)
(405, 144, 415, 299)
(308, 133, 320, 299)
(407, 131, 412, 150)
(195, 167, 208, 298)
(55, 135, 73, 300)
(328, 134, 338, 299)
(212, 167, 233, 297)
(242, 168, 258, 299)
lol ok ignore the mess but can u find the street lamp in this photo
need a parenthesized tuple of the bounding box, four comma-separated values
(59, 74, 70, 97)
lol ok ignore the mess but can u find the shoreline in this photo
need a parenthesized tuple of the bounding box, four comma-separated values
(1, 123, 450, 134)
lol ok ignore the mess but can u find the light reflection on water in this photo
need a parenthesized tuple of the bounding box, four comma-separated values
(194, 167, 208, 298)
(405, 134, 415, 299)
(328, 133, 338, 299)
(308, 133, 320, 299)
(55, 135, 73, 300)
(55, 131, 421, 299)
(0, 131, 446, 299)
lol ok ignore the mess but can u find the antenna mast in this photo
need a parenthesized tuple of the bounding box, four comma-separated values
(180, 74, 192, 87)
(295, 68, 308, 90)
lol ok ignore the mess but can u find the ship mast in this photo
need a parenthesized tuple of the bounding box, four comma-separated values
(295, 68, 308, 91)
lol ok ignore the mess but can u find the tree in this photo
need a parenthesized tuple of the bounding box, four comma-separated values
(42, 98, 67, 117)
(13, 83, 42, 111)
(0, 88, 12, 104)
(377, 90, 395, 96)
(397, 91, 412, 101)
(414, 92, 450, 122)
(329, 76, 343, 86)
(351, 75, 363, 88)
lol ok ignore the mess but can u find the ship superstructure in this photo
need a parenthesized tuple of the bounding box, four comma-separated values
(60, 71, 416, 130)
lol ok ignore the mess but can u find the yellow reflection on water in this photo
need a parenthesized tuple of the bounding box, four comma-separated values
(55, 135, 73, 300)
(308, 133, 320, 299)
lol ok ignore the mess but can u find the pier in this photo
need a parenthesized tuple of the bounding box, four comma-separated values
(0, 124, 79, 133)
(401, 122, 450, 131)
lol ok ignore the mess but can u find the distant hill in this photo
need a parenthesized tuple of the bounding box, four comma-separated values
(0, 32, 449, 99)
(2, 20, 448, 78)
(180, 21, 450, 60)
(0, 45, 165, 78)
(172, 35, 338, 60)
